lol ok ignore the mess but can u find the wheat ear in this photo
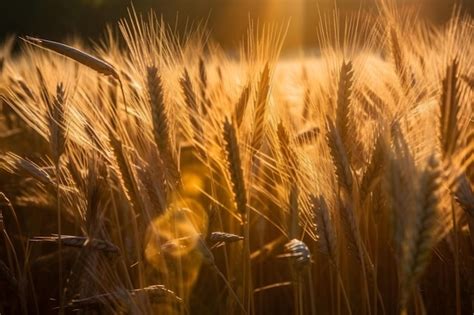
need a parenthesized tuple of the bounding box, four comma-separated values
(359, 132, 387, 204)
(439, 58, 460, 157)
(147, 66, 179, 184)
(311, 195, 337, 262)
(223, 117, 247, 216)
(180, 68, 204, 143)
(234, 83, 251, 128)
(326, 118, 353, 192)
(251, 63, 270, 150)
(277, 121, 298, 178)
(399, 155, 442, 313)
(335, 60, 354, 154)
(25, 36, 119, 79)
(47, 83, 67, 164)
(295, 127, 319, 146)
(198, 57, 210, 114)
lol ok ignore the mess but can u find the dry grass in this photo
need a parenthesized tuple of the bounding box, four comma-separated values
(0, 1, 473, 314)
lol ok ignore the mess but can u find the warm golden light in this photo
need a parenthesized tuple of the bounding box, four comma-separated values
(0, 0, 472, 314)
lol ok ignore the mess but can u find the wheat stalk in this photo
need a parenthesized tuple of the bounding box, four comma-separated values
(198, 57, 210, 114)
(222, 117, 251, 312)
(454, 174, 474, 217)
(387, 26, 415, 91)
(234, 83, 251, 128)
(66, 285, 182, 311)
(180, 68, 204, 144)
(251, 63, 270, 151)
(399, 155, 442, 313)
(388, 27, 405, 85)
(47, 83, 67, 164)
(25, 36, 119, 79)
(360, 132, 387, 204)
(277, 121, 299, 178)
(295, 127, 319, 146)
(277, 239, 311, 272)
(326, 118, 353, 192)
(208, 231, 244, 243)
(146, 65, 179, 185)
(107, 128, 149, 251)
(311, 195, 337, 262)
(0, 152, 54, 186)
(31, 235, 120, 254)
(288, 184, 299, 239)
(222, 117, 247, 216)
(439, 58, 460, 158)
(335, 60, 354, 154)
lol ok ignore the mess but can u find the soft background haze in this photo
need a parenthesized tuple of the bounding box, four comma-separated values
(0, 0, 472, 50)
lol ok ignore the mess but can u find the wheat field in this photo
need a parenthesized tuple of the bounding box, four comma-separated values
(0, 1, 473, 314)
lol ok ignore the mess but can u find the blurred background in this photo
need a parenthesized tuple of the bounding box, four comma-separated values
(0, 0, 472, 50)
